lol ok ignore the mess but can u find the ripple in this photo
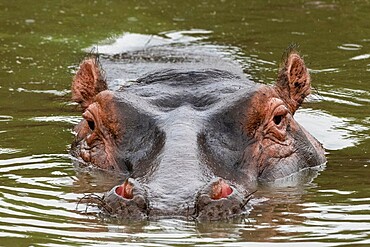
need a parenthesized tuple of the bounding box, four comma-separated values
(309, 68, 340, 73)
(317, 87, 370, 105)
(350, 54, 370, 60)
(0, 115, 13, 121)
(349, 197, 370, 202)
(15, 88, 70, 96)
(337, 43, 363, 51)
(0, 148, 20, 155)
(0, 151, 368, 246)
(30, 116, 82, 125)
(318, 95, 362, 106)
(318, 189, 355, 195)
(276, 199, 370, 242)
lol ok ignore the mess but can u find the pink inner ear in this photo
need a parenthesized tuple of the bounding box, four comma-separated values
(275, 52, 311, 115)
(287, 54, 307, 85)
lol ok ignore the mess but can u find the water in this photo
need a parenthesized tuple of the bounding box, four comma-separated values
(0, 0, 369, 246)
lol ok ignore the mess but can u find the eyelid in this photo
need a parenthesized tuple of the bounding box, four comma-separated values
(82, 110, 94, 122)
(273, 105, 288, 118)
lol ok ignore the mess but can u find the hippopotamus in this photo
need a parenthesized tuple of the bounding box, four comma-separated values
(71, 46, 326, 221)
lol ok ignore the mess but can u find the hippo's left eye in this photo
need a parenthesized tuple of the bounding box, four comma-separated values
(272, 105, 288, 127)
(273, 115, 283, 125)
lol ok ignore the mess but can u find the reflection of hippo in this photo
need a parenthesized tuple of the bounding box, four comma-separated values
(71, 47, 326, 220)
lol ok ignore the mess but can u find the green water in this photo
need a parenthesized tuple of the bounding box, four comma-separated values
(0, 0, 369, 246)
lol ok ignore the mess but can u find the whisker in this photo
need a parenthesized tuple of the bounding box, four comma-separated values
(76, 193, 113, 214)
(241, 190, 257, 209)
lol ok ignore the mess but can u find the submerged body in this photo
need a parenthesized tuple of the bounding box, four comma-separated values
(71, 47, 326, 220)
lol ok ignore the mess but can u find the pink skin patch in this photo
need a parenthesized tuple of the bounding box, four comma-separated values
(211, 180, 233, 200)
(115, 180, 133, 199)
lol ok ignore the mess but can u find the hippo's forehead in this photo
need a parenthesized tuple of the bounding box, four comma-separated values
(111, 69, 258, 113)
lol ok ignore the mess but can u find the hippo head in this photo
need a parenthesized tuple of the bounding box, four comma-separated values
(71, 50, 326, 220)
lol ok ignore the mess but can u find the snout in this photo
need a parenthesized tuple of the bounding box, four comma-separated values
(96, 177, 251, 221)
(194, 177, 252, 221)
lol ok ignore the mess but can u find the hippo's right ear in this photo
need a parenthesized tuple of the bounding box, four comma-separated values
(275, 51, 311, 115)
(72, 57, 108, 110)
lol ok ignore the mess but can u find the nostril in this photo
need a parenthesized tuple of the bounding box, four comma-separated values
(211, 179, 233, 200)
(101, 178, 148, 220)
(115, 179, 134, 199)
(195, 178, 249, 220)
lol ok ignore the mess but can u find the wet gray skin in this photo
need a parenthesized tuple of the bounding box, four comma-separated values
(71, 46, 326, 221)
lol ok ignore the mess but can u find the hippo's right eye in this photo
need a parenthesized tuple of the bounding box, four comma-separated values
(87, 120, 95, 131)
(82, 110, 96, 131)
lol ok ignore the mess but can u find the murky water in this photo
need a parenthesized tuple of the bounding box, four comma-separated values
(0, 0, 369, 246)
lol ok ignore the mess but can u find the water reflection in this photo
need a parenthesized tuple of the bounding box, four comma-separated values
(295, 108, 367, 150)
(86, 29, 213, 55)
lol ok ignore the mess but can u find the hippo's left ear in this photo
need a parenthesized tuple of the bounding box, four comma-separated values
(275, 51, 311, 114)
(72, 57, 108, 110)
